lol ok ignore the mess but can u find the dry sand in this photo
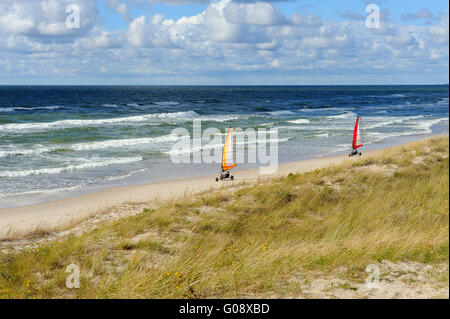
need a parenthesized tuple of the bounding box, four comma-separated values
(0, 151, 362, 239)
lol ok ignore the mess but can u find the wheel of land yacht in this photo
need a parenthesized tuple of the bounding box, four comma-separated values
(216, 178, 219, 182)
(359, 152, 362, 156)
(231, 175, 234, 180)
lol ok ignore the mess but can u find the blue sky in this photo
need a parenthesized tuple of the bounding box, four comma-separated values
(98, 0, 447, 28)
(0, 0, 448, 84)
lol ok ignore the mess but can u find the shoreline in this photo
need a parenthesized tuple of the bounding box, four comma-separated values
(2, 122, 448, 209)
(0, 134, 447, 239)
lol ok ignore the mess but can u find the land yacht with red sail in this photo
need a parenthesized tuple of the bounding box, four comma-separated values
(349, 116, 364, 157)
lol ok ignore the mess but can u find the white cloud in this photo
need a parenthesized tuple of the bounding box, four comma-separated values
(428, 11, 449, 44)
(107, 0, 131, 21)
(0, 0, 98, 37)
(0, 0, 448, 84)
(291, 13, 322, 27)
(128, 16, 148, 46)
(223, 1, 287, 25)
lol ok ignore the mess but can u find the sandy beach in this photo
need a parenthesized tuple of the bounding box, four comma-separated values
(1, 134, 447, 239)
(0, 148, 374, 239)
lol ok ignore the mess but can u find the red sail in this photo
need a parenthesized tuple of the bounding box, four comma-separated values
(352, 116, 363, 150)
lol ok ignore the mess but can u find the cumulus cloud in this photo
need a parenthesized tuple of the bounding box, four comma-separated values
(0, 0, 448, 84)
(107, 0, 131, 21)
(291, 13, 322, 27)
(0, 0, 98, 37)
(223, 1, 287, 25)
(428, 10, 449, 44)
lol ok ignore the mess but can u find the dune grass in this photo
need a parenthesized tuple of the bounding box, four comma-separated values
(0, 137, 448, 298)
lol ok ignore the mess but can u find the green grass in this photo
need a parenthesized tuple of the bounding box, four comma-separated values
(0, 137, 448, 299)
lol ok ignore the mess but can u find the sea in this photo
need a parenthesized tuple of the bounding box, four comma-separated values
(0, 85, 448, 208)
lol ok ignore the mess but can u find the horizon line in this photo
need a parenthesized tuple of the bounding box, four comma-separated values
(1, 84, 449, 87)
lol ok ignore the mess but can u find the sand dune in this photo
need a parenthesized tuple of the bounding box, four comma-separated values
(0, 151, 364, 239)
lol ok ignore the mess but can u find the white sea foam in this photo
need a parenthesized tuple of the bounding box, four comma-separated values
(286, 119, 310, 124)
(0, 134, 179, 158)
(326, 112, 357, 119)
(70, 134, 179, 151)
(299, 107, 347, 113)
(152, 101, 180, 106)
(363, 118, 447, 143)
(0, 105, 63, 112)
(104, 168, 149, 181)
(412, 118, 448, 133)
(202, 116, 240, 122)
(364, 115, 426, 129)
(0, 111, 199, 134)
(0, 147, 37, 158)
(269, 110, 296, 116)
(277, 124, 346, 131)
(0, 156, 143, 178)
(365, 120, 395, 129)
(165, 137, 289, 155)
(0, 108, 15, 112)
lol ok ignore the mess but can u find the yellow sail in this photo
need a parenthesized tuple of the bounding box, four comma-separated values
(222, 127, 237, 172)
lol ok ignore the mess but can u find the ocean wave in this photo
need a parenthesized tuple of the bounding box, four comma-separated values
(268, 110, 296, 116)
(202, 116, 240, 122)
(365, 120, 395, 129)
(0, 185, 84, 199)
(0, 105, 63, 112)
(0, 134, 179, 158)
(369, 93, 411, 98)
(363, 118, 447, 142)
(70, 134, 179, 151)
(0, 156, 143, 178)
(412, 118, 448, 133)
(364, 115, 425, 129)
(286, 119, 310, 124)
(104, 168, 149, 181)
(326, 112, 357, 120)
(277, 124, 347, 132)
(0, 108, 15, 112)
(437, 97, 449, 105)
(165, 136, 289, 155)
(388, 93, 410, 98)
(298, 107, 337, 112)
(0, 111, 199, 134)
(0, 147, 37, 158)
(152, 101, 180, 106)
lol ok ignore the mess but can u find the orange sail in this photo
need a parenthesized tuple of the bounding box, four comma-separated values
(222, 127, 237, 172)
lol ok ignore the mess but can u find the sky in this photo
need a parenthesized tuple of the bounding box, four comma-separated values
(0, 0, 448, 85)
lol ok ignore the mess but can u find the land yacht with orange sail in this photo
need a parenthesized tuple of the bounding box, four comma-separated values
(216, 126, 237, 181)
